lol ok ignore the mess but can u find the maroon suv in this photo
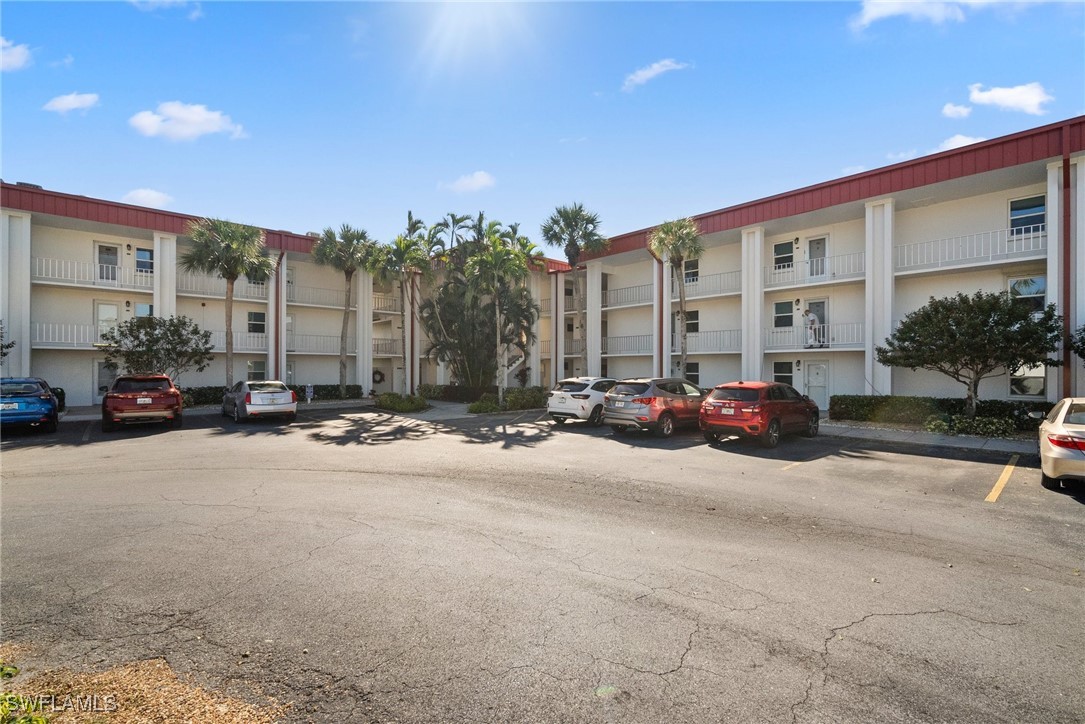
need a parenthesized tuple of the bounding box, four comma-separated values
(699, 381, 818, 448)
(101, 373, 183, 432)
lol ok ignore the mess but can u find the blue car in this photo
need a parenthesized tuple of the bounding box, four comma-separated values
(1, 377, 60, 433)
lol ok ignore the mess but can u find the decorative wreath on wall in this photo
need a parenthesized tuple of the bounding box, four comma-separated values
(372, 369, 386, 384)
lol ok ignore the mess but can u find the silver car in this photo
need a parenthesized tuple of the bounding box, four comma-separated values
(222, 380, 298, 423)
(603, 377, 707, 438)
(1029, 398, 1085, 487)
(547, 377, 616, 426)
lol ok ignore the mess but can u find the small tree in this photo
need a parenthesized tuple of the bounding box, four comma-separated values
(876, 291, 1062, 417)
(100, 315, 214, 383)
(0, 321, 15, 362)
(1070, 324, 1085, 369)
(648, 218, 704, 377)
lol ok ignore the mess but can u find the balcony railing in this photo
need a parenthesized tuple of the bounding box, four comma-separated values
(209, 331, 267, 352)
(178, 272, 268, 301)
(373, 294, 402, 313)
(539, 339, 551, 355)
(602, 334, 653, 355)
(32, 257, 154, 291)
(602, 283, 653, 308)
(672, 329, 742, 354)
(540, 298, 552, 315)
(287, 284, 348, 308)
(373, 337, 403, 356)
(763, 323, 863, 350)
(895, 225, 1046, 272)
(764, 252, 865, 288)
(32, 323, 105, 348)
(565, 338, 584, 355)
(286, 334, 355, 355)
(671, 271, 742, 300)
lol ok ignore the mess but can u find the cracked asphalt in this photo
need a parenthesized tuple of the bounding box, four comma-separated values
(2, 408, 1083, 722)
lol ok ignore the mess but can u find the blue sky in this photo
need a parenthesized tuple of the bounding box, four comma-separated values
(3, 1, 1083, 249)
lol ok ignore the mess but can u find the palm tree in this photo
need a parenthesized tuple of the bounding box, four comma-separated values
(372, 232, 430, 395)
(540, 203, 608, 372)
(312, 223, 379, 398)
(180, 218, 275, 387)
(648, 217, 704, 377)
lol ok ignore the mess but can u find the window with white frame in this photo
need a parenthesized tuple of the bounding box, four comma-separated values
(1008, 275, 1046, 315)
(285, 361, 295, 386)
(1010, 364, 1045, 398)
(247, 360, 266, 381)
(135, 303, 153, 317)
(773, 240, 794, 268)
(773, 301, 793, 328)
(773, 361, 793, 386)
(683, 258, 699, 284)
(684, 362, 700, 385)
(135, 248, 154, 273)
(247, 311, 266, 334)
(1009, 195, 1045, 235)
(674, 309, 699, 334)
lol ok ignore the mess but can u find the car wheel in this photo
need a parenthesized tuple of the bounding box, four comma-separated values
(286, 412, 297, 423)
(610, 424, 627, 434)
(588, 405, 604, 426)
(101, 416, 116, 433)
(760, 419, 781, 448)
(221, 402, 229, 417)
(655, 413, 675, 438)
(233, 406, 243, 423)
(171, 413, 183, 429)
(803, 413, 819, 438)
(1040, 467, 1063, 490)
(553, 416, 566, 426)
(43, 415, 59, 434)
(703, 431, 720, 443)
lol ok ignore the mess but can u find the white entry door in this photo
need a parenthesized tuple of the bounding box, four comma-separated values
(808, 237, 827, 279)
(97, 244, 120, 283)
(805, 362, 829, 410)
(96, 301, 119, 342)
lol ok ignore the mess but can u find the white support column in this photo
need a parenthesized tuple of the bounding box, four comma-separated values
(586, 261, 602, 377)
(660, 257, 673, 376)
(1073, 158, 1085, 397)
(356, 272, 374, 395)
(553, 272, 565, 383)
(267, 254, 286, 381)
(864, 199, 895, 396)
(0, 211, 32, 376)
(410, 273, 421, 394)
(153, 233, 177, 318)
(651, 258, 662, 376)
(1047, 163, 1064, 401)
(740, 227, 764, 381)
(528, 273, 541, 386)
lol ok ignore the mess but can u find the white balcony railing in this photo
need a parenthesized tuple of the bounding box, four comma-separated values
(565, 338, 585, 355)
(287, 284, 349, 308)
(32, 257, 154, 291)
(209, 331, 267, 352)
(672, 329, 742, 354)
(540, 298, 552, 315)
(373, 294, 402, 313)
(32, 323, 105, 348)
(602, 283, 653, 308)
(764, 252, 865, 288)
(540, 339, 551, 355)
(286, 334, 356, 355)
(895, 225, 1046, 272)
(763, 323, 864, 350)
(178, 272, 268, 301)
(602, 334, 653, 355)
(373, 338, 403, 356)
(671, 271, 742, 300)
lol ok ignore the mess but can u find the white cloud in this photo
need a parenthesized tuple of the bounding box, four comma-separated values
(1, 37, 32, 71)
(887, 150, 919, 163)
(130, 1, 203, 20)
(122, 189, 174, 209)
(129, 101, 246, 141)
(440, 171, 495, 193)
(43, 92, 100, 114)
(840, 165, 868, 176)
(942, 102, 971, 119)
(622, 59, 690, 93)
(936, 134, 986, 151)
(968, 82, 1053, 115)
(50, 54, 75, 68)
(851, 1, 965, 30)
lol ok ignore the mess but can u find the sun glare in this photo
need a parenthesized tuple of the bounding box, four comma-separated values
(415, 2, 537, 80)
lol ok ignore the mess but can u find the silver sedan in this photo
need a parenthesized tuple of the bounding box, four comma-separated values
(1030, 397, 1085, 487)
(222, 380, 298, 423)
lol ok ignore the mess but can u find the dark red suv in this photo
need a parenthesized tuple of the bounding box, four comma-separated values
(699, 381, 818, 448)
(101, 373, 183, 432)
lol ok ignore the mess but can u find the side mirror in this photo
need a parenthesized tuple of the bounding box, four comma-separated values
(1027, 411, 1045, 420)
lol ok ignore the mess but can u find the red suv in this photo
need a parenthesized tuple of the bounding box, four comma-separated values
(101, 373, 183, 432)
(699, 381, 818, 448)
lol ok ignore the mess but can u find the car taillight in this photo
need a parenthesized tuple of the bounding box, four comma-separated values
(290, 390, 297, 403)
(571, 394, 590, 400)
(604, 395, 610, 403)
(1047, 434, 1085, 452)
(741, 405, 762, 413)
(245, 393, 252, 404)
(631, 397, 656, 405)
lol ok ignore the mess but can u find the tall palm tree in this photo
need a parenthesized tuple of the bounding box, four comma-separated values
(180, 218, 275, 387)
(540, 203, 608, 372)
(648, 217, 704, 377)
(373, 233, 430, 394)
(312, 223, 379, 398)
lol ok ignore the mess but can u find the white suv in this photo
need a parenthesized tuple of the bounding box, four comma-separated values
(547, 377, 617, 426)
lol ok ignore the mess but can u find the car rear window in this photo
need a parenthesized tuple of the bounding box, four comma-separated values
(1, 382, 45, 396)
(249, 382, 288, 393)
(555, 381, 589, 392)
(1064, 403, 1085, 426)
(611, 383, 650, 396)
(710, 387, 760, 402)
(114, 379, 171, 393)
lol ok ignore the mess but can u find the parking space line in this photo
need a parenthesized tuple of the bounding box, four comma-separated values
(984, 454, 1019, 503)
(81, 422, 93, 443)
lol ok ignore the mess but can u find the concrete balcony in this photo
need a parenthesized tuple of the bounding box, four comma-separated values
(540, 298, 552, 315)
(894, 225, 1046, 274)
(671, 271, 742, 300)
(602, 283, 653, 309)
(373, 294, 402, 314)
(564, 338, 584, 356)
(209, 331, 267, 352)
(31, 323, 105, 348)
(286, 334, 356, 355)
(672, 329, 742, 354)
(602, 334, 653, 356)
(287, 284, 350, 308)
(764, 252, 865, 289)
(373, 338, 403, 356)
(763, 323, 863, 350)
(178, 272, 268, 301)
(539, 339, 551, 355)
(32, 257, 154, 292)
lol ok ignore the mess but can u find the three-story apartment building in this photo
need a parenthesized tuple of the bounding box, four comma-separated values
(2, 115, 1083, 407)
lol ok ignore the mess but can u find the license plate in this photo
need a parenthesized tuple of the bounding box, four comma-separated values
(137, 397, 152, 405)
(614, 401, 625, 407)
(721, 408, 734, 415)
(557, 396, 566, 404)
(0, 403, 17, 410)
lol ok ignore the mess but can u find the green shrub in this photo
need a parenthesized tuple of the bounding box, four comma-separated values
(922, 414, 1016, 437)
(831, 395, 1048, 430)
(503, 386, 547, 411)
(375, 392, 428, 413)
(416, 383, 444, 400)
(923, 414, 952, 434)
(439, 385, 497, 403)
(468, 399, 502, 414)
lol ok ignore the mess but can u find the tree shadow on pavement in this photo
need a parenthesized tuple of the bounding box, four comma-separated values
(304, 410, 434, 447)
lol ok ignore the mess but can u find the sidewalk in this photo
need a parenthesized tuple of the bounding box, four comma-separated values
(59, 403, 1036, 455)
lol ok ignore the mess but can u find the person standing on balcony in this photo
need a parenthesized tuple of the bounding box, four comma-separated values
(803, 308, 820, 348)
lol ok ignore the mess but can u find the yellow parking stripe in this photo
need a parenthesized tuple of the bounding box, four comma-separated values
(984, 454, 1019, 503)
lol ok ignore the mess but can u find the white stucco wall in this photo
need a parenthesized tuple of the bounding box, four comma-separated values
(895, 183, 1047, 245)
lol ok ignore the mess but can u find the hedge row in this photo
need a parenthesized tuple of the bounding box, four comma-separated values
(829, 395, 1051, 430)
(417, 383, 500, 403)
(467, 387, 548, 414)
(374, 392, 428, 413)
(923, 415, 1017, 438)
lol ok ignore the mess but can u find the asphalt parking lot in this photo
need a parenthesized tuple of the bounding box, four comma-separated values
(2, 409, 1083, 722)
